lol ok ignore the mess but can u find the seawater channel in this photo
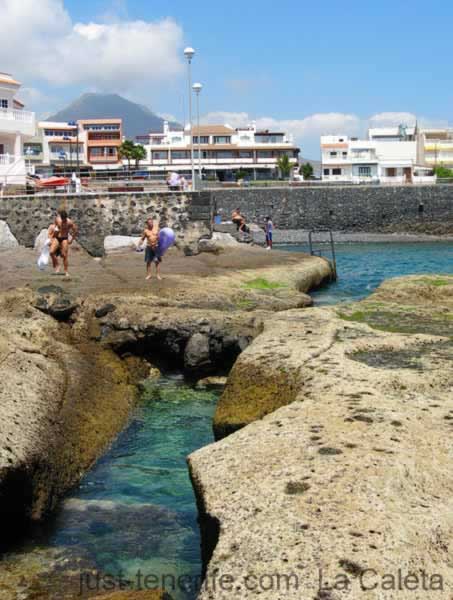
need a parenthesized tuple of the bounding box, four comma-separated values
(2, 241, 453, 600)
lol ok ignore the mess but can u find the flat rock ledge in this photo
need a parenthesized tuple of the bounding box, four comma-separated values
(0, 289, 136, 537)
(189, 275, 453, 599)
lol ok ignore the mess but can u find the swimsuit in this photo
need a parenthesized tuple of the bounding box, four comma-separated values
(145, 245, 161, 263)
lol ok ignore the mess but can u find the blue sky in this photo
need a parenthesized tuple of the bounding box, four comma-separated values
(3, 0, 453, 156)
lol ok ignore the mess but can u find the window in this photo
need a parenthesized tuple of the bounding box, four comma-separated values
(84, 124, 120, 131)
(88, 132, 120, 141)
(90, 147, 104, 157)
(193, 136, 209, 144)
(0, 99, 8, 109)
(323, 168, 330, 175)
(50, 144, 67, 156)
(342, 152, 348, 157)
(215, 151, 234, 159)
(359, 166, 372, 176)
(239, 151, 253, 158)
(24, 143, 42, 156)
(106, 147, 116, 156)
(44, 129, 76, 137)
(194, 150, 208, 159)
(255, 134, 284, 143)
(152, 151, 167, 160)
(171, 150, 189, 159)
(332, 168, 342, 175)
(257, 151, 273, 158)
(213, 136, 231, 144)
(330, 151, 337, 157)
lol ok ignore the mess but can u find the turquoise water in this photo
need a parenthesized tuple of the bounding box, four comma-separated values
(45, 376, 219, 599)
(279, 242, 453, 304)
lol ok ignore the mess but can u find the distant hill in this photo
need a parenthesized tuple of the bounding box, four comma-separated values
(47, 93, 180, 139)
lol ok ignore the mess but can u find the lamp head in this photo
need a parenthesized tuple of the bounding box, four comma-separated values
(184, 47, 195, 60)
(192, 82, 202, 93)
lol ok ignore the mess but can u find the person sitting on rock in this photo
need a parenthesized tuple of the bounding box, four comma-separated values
(138, 217, 161, 281)
(231, 208, 250, 234)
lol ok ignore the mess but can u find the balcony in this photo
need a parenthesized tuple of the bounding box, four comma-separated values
(350, 152, 378, 163)
(0, 154, 15, 166)
(89, 155, 119, 163)
(50, 152, 84, 162)
(0, 108, 35, 136)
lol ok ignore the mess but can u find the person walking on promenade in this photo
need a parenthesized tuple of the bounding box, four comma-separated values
(48, 209, 78, 277)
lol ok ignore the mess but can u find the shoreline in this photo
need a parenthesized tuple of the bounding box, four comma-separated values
(264, 230, 453, 244)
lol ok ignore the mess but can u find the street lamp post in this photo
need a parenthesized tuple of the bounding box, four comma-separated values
(184, 47, 195, 191)
(63, 136, 72, 172)
(59, 151, 67, 174)
(192, 82, 202, 181)
(68, 121, 80, 175)
(25, 146, 34, 174)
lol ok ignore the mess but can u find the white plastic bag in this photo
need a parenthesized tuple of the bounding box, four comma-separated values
(37, 239, 51, 270)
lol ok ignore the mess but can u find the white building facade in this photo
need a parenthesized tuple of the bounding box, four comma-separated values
(0, 72, 36, 185)
(321, 126, 435, 184)
(140, 122, 300, 181)
(418, 128, 453, 170)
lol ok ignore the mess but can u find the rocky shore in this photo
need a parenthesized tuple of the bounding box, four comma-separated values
(0, 241, 332, 599)
(3, 228, 453, 600)
(189, 274, 453, 599)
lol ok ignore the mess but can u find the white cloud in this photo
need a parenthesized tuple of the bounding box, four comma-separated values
(369, 112, 417, 126)
(17, 87, 51, 106)
(202, 111, 251, 129)
(1, 0, 184, 90)
(158, 112, 178, 122)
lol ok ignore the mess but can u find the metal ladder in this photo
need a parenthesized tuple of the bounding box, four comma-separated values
(308, 230, 337, 281)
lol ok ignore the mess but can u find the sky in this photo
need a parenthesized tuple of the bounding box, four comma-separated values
(2, 0, 453, 157)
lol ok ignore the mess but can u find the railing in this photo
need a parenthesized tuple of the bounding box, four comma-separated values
(0, 108, 34, 123)
(50, 152, 84, 161)
(0, 154, 15, 166)
(308, 230, 337, 281)
(89, 155, 119, 162)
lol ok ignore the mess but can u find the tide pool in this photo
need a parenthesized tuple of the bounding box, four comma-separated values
(42, 376, 219, 599)
(278, 242, 453, 304)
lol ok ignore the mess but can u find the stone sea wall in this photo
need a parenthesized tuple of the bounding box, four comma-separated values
(0, 191, 212, 256)
(212, 184, 453, 232)
(2, 185, 453, 255)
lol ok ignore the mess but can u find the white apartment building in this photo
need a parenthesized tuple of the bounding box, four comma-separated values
(25, 121, 84, 173)
(139, 121, 300, 181)
(321, 126, 435, 184)
(0, 72, 36, 185)
(418, 128, 453, 169)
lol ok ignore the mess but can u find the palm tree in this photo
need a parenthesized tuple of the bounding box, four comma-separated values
(118, 140, 135, 171)
(132, 144, 147, 168)
(277, 154, 292, 179)
(300, 162, 314, 180)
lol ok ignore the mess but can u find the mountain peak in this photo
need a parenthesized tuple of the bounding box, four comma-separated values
(47, 93, 180, 139)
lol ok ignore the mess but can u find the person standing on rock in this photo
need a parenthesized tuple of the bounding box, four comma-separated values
(139, 217, 161, 281)
(264, 216, 273, 250)
(48, 210, 78, 277)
